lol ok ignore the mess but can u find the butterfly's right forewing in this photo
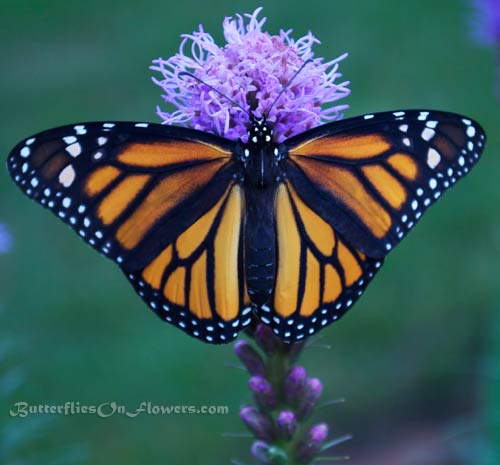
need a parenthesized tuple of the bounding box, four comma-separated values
(8, 122, 251, 343)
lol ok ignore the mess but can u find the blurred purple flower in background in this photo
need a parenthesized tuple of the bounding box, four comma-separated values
(0, 223, 12, 254)
(469, 0, 500, 99)
(151, 7, 350, 142)
(470, 0, 500, 46)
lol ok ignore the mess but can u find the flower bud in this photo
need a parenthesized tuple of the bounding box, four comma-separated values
(251, 440, 272, 464)
(240, 406, 275, 441)
(276, 410, 297, 440)
(294, 423, 329, 464)
(283, 340, 305, 363)
(282, 366, 307, 404)
(254, 323, 281, 355)
(252, 441, 288, 465)
(234, 340, 266, 375)
(249, 375, 277, 409)
(296, 377, 323, 420)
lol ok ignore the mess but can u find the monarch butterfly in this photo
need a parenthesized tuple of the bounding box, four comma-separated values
(7, 109, 485, 343)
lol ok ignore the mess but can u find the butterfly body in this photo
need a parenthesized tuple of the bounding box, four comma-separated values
(7, 110, 486, 343)
(239, 117, 282, 187)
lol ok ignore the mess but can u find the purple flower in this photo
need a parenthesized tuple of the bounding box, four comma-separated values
(151, 7, 350, 142)
(0, 223, 12, 254)
(235, 324, 349, 464)
(470, 0, 500, 46)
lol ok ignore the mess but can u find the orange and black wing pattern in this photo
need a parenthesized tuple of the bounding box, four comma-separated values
(254, 181, 381, 340)
(7, 122, 250, 342)
(284, 110, 486, 259)
(261, 109, 486, 340)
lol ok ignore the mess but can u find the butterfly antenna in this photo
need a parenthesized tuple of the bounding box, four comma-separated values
(265, 59, 313, 118)
(178, 72, 250, 116)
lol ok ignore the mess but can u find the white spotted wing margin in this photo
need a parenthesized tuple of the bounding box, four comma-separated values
(6, 121, 237, 270)
(283, 109, 486, 259)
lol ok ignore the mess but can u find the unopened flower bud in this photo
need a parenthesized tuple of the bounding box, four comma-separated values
(251, 440, 272, 464)
(294, 423, 329, 464)
(254, 323, 281, 355)
(234, 340, 266, 375)
(282, 366, 307, 404)
(296, 378, 323, 420)
(240, 406, 275, 441)
(249, 375, 277, 409)
(276, 410, 297, 439)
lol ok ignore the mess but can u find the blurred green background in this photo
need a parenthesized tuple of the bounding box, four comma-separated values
(1, 0, 499, 464)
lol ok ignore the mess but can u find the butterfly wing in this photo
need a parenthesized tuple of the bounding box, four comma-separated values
(259, 110, 485, 341)
(7, 122, 250, 343)
(283, 110, 486, 258)
(254, 181, 382, 340)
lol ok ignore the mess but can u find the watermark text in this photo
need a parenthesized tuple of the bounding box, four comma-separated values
(9, 401, 229, 418)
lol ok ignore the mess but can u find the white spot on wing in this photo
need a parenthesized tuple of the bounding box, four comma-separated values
(422, 128, 435, 141)
(63, 136, 77, 144)
(59, 164, 76, 187)
(20, 147, 30, 157)
(427, 148, 441, 169)
(66, 143, 82, 157)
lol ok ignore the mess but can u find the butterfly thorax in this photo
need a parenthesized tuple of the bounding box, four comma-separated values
(240, 118, 282, 188)
(236, 118, 283, 305)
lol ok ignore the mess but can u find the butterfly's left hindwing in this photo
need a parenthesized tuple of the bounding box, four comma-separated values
(7, 121, 250, 342)
(254, 181, 382, 340)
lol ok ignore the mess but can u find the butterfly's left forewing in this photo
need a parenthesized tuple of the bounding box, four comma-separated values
(284, 110, 486, 258)
(8, 122, 249, 342)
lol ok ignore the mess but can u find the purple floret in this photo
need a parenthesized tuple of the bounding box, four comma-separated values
(151, 7, 350, 142)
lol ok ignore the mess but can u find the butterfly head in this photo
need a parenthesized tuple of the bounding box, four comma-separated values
(247, 116, 274, 144)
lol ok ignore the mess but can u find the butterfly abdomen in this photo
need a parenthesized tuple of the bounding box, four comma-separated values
(244, 186, 276, 306)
